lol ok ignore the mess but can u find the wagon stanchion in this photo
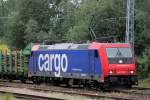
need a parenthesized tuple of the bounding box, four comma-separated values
(9, 50, 12, 75)
(1, 51, 4, 75)
(16, 51, 18, 77)
(23, 56, 27, 78)
(17, 51, 19, 76)
(12, 49, 15, 75)
(19, 50, 26, 83)
(22, 56, 25, 76)
(14, 50, 17, 74)
(6, 50, 9, 74)
(17, 50, 20, 78)
(23, 55, 28, 77)
(0, 51, 2, 73)
(20, 50, 22, 76)
(4, 51, 7, 74)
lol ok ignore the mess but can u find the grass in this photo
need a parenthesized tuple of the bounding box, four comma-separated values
(0, 94, 16, 100)
(138, 77, 150, 88)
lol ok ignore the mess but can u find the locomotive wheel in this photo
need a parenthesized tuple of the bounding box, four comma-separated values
(32, 78, 37, 84)
(66, 79, 73, 87)
(32, 77, 41, 84)
(53, 79, 60, 86)
(125, 83, 132, 88)
(99, 82, 109, 91)
(45, 77, 50, 83)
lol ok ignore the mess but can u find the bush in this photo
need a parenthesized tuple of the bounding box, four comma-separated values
(137, 48, 150, 78)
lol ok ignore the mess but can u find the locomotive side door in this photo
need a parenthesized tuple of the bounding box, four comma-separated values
(93, 50, 102, 80)
(89, 50, 100, 78)
(89, 50, 95, 77)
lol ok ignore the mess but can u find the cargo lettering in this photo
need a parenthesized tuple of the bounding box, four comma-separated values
(38, 54, 68, 77)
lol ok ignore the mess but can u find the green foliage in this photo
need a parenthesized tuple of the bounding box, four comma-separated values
(139, 77, 150, 88)
(67, 22, 89, 42)
(62, 0, 127, 42)
(24, 19, 39, 43)
(3, 0, 61, 48)
(5, 13, 26, 48)
(134, 0, 150, 55)
(0, 0, 150, 78)
(137, 48, 150, 78)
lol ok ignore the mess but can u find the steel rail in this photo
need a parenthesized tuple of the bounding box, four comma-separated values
(107, 87, 150, 96)
(0, 81, 136, 100)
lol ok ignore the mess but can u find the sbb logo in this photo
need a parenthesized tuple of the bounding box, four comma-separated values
(38, 54, 68, 77)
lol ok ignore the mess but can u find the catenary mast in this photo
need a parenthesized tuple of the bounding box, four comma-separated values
(126, 0, 134, 47)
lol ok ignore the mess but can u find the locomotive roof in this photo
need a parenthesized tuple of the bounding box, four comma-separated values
(37, 43, 90, 50)
(31, 42, 132, 51)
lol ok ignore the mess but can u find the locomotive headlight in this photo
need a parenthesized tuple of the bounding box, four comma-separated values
(109, 70, 113, 74)
(130, 70, 134, 74)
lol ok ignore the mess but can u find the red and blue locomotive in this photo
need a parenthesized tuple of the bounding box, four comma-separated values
(28, 42, 138, 88)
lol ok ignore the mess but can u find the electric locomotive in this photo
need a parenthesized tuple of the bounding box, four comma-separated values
(28, 42, 137, 88)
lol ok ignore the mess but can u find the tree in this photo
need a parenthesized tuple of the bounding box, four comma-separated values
(24, 19, 39, 43)
(1, 0, 150, 78)
(4, 0, 61, 48)
(138, 48, 150, 78)
(134, 0, 150, 55)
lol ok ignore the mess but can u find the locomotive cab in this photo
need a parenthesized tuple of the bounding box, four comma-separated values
(90, 42, 138, 87)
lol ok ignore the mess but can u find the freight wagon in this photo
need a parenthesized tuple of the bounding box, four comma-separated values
(0, 49, 28, 81)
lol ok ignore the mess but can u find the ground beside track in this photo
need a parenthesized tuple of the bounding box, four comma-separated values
(138, 78, 150, 88)
(0, 80, 150, 100)
(0, 86, 150, 100)
(0, 87, 98, 100)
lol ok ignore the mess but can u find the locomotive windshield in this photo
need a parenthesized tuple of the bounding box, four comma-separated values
(106, 48, 133, 64)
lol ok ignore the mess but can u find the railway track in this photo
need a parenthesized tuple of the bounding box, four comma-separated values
(0, 80, 149, 100)
(133, 87, 150, 91)
(0, 88, 64, 100)
(109, 87, 150, 96)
